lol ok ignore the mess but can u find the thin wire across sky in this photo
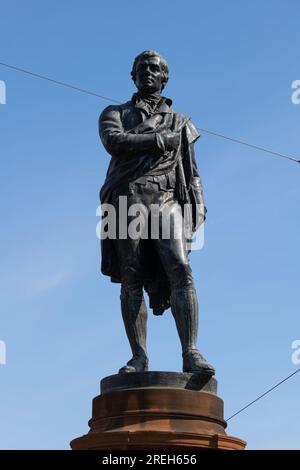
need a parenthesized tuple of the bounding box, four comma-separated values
(1, 61, 299, 164)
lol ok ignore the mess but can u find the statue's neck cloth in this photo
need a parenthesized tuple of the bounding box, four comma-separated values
(132, 92, 172, 116)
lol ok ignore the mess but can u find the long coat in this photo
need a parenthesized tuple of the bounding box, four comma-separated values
(98, 96, 206, 315)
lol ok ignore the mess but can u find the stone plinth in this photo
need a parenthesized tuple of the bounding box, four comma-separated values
(70, 372, 246, 450)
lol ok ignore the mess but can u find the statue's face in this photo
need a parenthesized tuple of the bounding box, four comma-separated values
(134, 56, 164, 94)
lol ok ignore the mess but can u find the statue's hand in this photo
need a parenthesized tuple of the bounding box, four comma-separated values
(159, 131, 181, 151)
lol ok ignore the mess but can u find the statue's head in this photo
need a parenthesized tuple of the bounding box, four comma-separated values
(131, 50, 169, 94)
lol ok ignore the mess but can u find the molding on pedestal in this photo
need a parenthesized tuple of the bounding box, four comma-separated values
(71, 431, 246, 450)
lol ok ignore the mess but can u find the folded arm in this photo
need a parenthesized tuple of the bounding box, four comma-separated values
(99, 105, 160, 156)
(99, 105, 180, 157)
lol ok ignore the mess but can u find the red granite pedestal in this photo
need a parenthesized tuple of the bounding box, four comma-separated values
(70, 372, 246, 450)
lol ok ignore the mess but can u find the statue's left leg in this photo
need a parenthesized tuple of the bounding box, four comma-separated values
(170, 285, 215, 375)
(154, 195, 215, 376)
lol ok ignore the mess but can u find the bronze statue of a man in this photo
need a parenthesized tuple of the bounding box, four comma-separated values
(99, 50, 214, 376)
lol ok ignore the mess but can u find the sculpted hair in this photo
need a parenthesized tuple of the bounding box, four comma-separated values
(131, 50, 169, 91)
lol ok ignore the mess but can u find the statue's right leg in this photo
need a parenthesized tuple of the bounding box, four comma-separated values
(119, 282, 148, 373)
(114, 187, 149, 373)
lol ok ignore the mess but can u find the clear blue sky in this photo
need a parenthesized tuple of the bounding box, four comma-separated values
(0, 0, 299, 450)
